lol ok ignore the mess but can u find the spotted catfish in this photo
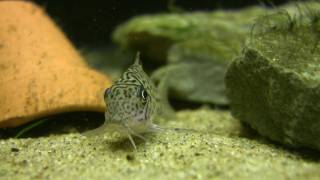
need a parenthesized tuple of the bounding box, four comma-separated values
(85, 52, 163, 150)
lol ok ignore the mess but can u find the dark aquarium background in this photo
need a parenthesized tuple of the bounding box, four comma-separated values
(33, 0, 289, 47)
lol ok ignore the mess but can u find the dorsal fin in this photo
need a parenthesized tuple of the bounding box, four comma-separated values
(134, 51, 142, 66)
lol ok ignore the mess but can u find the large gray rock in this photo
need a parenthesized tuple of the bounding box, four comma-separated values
(112, 2, 317, 106)
(226, 9, 320, 150)
(113, 7, 266, 105)
(112, 7, 268, 105)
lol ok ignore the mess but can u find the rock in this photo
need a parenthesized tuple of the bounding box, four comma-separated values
(167, 37, 240, 65)
(152, 62, 228, 105)
(112, 7, 266, 63)
(113, 7, 268, 105)
(0, 1, 112, 127)
(225, 8, 320, 150)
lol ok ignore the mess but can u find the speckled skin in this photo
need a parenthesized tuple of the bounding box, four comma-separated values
(101, 52, 162, 150)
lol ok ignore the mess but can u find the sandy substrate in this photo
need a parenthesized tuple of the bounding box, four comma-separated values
(0, 109, 319, 180)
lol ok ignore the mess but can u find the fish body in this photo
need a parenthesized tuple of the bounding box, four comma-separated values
(95, 52, 162, 150)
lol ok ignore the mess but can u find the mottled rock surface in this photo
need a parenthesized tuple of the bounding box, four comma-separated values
(152, 62, 228, 104)
(112, 7, 269, 105)
(226, 9, 320, 150)
(112, 7, 266, 63)
(112, 3, 319, 106)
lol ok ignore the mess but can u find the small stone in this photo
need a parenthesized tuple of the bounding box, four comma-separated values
(10, 147, 19, 152)
(126, 154, 135, 161)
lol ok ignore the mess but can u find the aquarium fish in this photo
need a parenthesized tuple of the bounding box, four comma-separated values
(85, 52, 163, 150)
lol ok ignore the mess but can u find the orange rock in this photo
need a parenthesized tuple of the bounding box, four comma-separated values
(0, 1, 112, 127)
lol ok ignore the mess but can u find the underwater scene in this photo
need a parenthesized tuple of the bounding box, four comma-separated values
(0, 0, 320, 179)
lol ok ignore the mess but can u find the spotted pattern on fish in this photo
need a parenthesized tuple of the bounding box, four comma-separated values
(103, 52, 162, 150)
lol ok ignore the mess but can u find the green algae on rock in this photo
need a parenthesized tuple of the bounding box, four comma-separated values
(112, 2, 320, 107)
(113, 7, 268, 105)
(226, 8, 320, 151)
(152, 62, 228, 105)
(112, 7, 266, 63)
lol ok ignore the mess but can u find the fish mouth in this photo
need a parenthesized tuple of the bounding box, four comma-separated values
(102, 123, 128, 135)
(104, 106, 151, 135)
(132, 112, 147, 122)
(104, 108, 148, 124)
(134, 103, 150, 122)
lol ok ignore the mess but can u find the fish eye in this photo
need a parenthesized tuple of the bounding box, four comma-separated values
(142, 89, 148, 100)
(104, 88, 111, 99)
(138, 85, 148, 102)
